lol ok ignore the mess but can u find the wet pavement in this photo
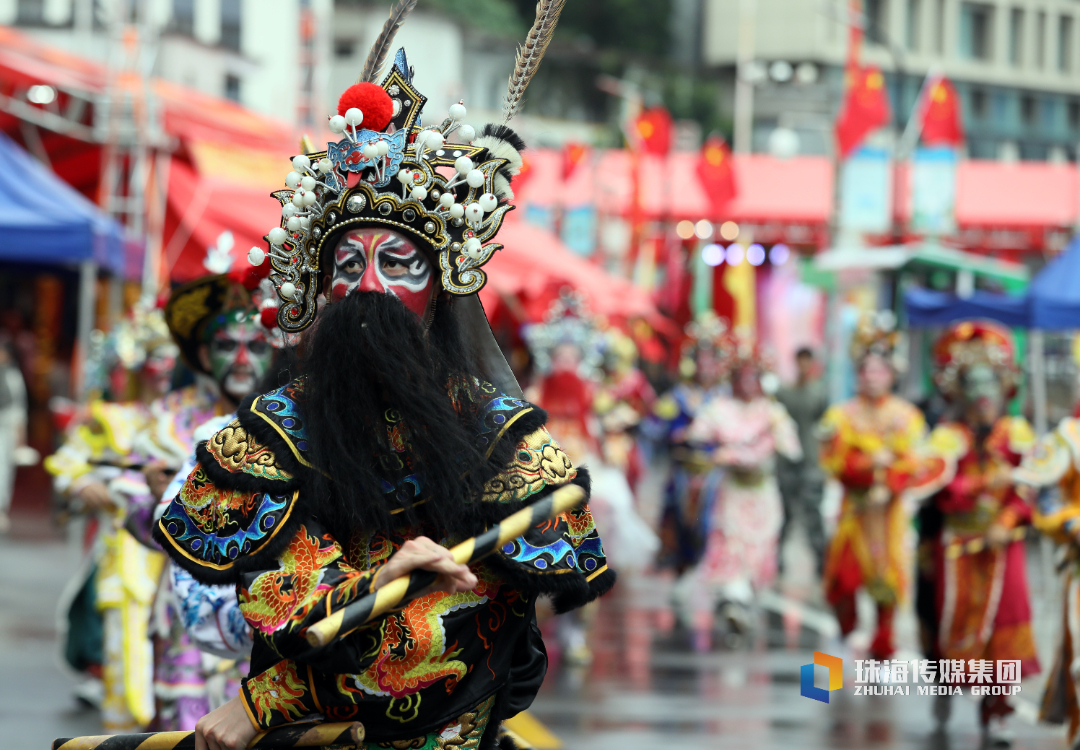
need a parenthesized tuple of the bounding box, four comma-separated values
(0, 512, 1071, 750)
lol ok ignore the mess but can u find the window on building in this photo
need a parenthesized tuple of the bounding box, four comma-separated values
(221, 0, 241, 51)
(1069, 100, 1080, 130)
(172, 0, 194, 35)
(334, 39, 356, 58)
(1060, 16, 1074, 72)
(16, 0, 45, 25)
(1021, 94, 1037, 125)
(866, 0, 888, 45)
(1036, 12, 1047, 68)
(905, 0, 922, 50)
(1009, 8, 1024, 66)
(960, 3, 994, 60)
(225, 74, 241, 102)
(970, 88, 988, 119)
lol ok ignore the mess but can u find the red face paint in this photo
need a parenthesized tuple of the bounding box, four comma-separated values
(330, 229, 433, 318)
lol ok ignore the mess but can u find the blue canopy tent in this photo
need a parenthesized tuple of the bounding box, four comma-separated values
(904, 286, 1031, 327)
(0, 131, 130, 400)
(0, 130, 125, 273)
(902, 235, 1080, 432)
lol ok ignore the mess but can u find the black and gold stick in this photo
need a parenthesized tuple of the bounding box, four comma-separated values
(52, 720, 364, 750)
(304, 482, 587, 649)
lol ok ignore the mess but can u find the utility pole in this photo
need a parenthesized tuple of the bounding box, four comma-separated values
(732, 0, 757, 154)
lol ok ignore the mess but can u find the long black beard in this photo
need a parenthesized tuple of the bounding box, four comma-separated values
(299, 291, 495, 540)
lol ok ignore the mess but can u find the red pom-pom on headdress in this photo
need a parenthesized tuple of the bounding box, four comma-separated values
(259, 307, 279, 330)
(337, 83, 394, 132)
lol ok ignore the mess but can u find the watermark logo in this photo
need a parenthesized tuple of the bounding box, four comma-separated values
(801, 651, 843, 703)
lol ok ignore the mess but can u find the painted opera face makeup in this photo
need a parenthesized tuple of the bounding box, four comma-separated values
(204, 310, 272, 403)
(330, 229, 434, 318)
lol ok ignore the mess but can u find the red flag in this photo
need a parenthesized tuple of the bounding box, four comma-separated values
(632, 107, 673, 155)
(562, 142, 589, 180)
(920, 76, 963, 146)
(696, 134, 737, 216)
(835, 65, 891, 158)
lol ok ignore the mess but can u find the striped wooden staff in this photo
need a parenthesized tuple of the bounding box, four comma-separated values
(305, 482, 587, 648)
(52, 720, 363, 750)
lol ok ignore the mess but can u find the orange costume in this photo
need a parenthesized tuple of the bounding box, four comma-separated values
(910, 322, 1038, 729)
(1016, 418, 1080, 741)
(820, 393, 926, 657)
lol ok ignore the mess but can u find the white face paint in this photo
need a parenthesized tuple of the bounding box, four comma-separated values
(330, 229, 433, 317)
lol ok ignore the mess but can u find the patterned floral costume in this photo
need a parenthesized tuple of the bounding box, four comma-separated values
(820, 394, 927, 658)
(1016, 418, 1080, 741)
(155, 377, 613, 746)
(686, 396, 801, 596)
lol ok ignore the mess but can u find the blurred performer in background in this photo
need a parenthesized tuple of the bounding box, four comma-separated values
(0, 338, 29, 533)
(910, 322, 1038, 743)
(148, 270, 276, 731)
(45, 305, 178, 732)
(820, 314, 926, 660)
(654, 313, 728, 575)
(1017, 419, 1080, 747)
(524, 294, 655, 664)
(594, 328, 656, 498)
(775, 347, 828, 576)
(683, 335, 800, 644)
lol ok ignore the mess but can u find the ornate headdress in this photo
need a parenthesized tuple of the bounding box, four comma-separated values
(850, 310, 905, 370)
(85, 303, 177, 396)
(246, 0, 566, 335)
(716, 331, 775, 377)
(163, 266, 289, 376)
(932, 320, 1019, 400)
(522, 291, 606, 380)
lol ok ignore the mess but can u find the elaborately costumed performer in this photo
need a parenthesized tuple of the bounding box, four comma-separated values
(907, 322, 1038, 741)
(153, 8, 615, 749)
(820, 313, 927, 660)
(45, 305, 178, 732)
(1017, 419, 1080, 746)
(654, 313, 729, 574)
(150, 267, 278, 731)
(683, 333, 800, 642)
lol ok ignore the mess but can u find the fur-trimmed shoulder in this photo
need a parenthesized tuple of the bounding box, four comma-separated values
(486, 470, 616, 612)
(152, 463, 302, 585)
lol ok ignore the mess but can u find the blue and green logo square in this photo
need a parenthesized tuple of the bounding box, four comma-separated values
(801, 651, 843, 703)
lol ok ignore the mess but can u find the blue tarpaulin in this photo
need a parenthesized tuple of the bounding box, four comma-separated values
(0, 130, 126, 274)
(904, 235, 1080, 330)
(903, 286, 1031, 327)
(1029, 236, 1080, 329)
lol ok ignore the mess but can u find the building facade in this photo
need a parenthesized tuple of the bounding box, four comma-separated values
(701, 0, 1080, 160)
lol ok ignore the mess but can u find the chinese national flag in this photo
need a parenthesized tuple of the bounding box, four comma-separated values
(921, 77, 963, 146)
(632, 107, 673, 155)
(696, 134, 737, 216)
(562, 142, 589, 180)
(835, 65, 891, 158)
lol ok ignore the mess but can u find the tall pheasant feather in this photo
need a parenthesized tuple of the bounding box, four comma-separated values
(358, 0, 419, 84)
(502, 0, 566, 124)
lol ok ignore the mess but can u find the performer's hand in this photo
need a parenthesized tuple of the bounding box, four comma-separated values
(194, 695, 258, 750)
(987, 524, 1011, 549)
(77, 481, 114, 511)
(142, 460, 174, 503)
(376, 536, 478, 594)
